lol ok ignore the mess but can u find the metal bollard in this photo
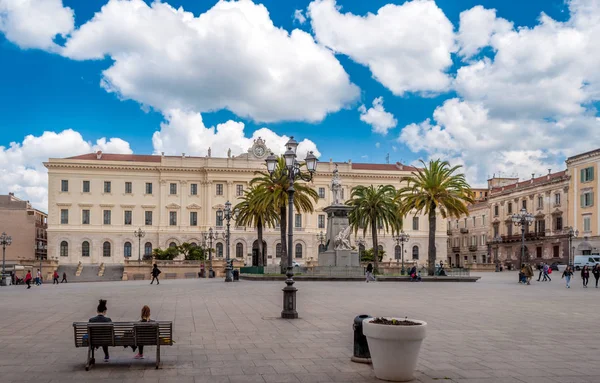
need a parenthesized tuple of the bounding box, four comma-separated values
(351, 314, 372, 364)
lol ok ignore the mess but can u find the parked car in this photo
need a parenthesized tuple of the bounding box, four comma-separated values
(549, 262, 562, 271)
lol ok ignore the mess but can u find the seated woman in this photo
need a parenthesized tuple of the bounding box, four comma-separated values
(89, 299, 112, 362)
(134, 305, 153, 359)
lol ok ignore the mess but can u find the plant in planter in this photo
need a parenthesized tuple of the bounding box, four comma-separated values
(363, 317, 427, 382)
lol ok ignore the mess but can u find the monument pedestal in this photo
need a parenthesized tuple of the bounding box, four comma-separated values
(317, 205, 360, 267)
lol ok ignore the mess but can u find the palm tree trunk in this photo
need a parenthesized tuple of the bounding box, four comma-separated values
(428, 206, 437, 276)
(280, 205, 287, 274)
(371, 219, 379, 274)
(257, 218, 264, 267)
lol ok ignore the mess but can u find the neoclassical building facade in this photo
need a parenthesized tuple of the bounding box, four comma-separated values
(45, 140, 448, 266)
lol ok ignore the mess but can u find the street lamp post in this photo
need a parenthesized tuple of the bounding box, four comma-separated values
(134, 228, 145, 262)
(316, 231, 326, 252)
(567, 227, 579, 267)
(265, 137, 318, 319)
(1, 232, 12, 286)
(392, 231, 410, 275)
(219, 201, 239, 282)
(511, 208, 534, 267)
(490, 235, 502, 272)
(203, 228, 218, 278)
(200, 238, 207, 278)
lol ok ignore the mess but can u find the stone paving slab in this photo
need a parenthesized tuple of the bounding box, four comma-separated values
(1, 271, 599, 382)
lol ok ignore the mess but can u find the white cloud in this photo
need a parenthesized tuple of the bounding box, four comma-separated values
(308, 0, 455, 95)
(375, 142, 380, 148)
(57, 0, 358, 123)
(358, 97, 397, 135)
(456, 5, 512, 59)
(0, 0, 74, 51)
(294, 9, 306, 24)
(0, 130, 132, 210)
(152, 109, 320, 160)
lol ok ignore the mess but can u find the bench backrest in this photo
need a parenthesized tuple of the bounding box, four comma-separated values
(73, 321, 173, 348)
(135, 323, 159, 345)
(88, 323, 115, 347)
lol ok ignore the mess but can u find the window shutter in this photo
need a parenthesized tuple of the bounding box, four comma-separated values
(591, 167, 595, 181)
(591, 192, 594, 207)
(581, 169, 585, 182)
(581, 194, 585, 207)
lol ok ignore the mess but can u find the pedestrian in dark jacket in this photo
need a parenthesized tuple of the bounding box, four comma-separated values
(61, 272, 67, 283)
(365, 263, 375, 282)
(562, 266, 573, 288)
(581, 265, 590, 288)
(151, 264, 161, 285)
(89, 299, 112, 362)
(592, 264, 600, 288)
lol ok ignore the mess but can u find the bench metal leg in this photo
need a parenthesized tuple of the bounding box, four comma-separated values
(156, 344, 160, 369)
(85, 347, 93, 371)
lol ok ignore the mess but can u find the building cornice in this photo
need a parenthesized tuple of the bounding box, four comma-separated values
(489, 175, 569, 199)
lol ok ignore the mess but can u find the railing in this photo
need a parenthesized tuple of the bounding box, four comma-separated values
(305, 266, 365, 277)
(469, 245, 478, 251)
(501, 232, 546, 242)
(460, 228, 469, 234)
(452, 246, 460, 252)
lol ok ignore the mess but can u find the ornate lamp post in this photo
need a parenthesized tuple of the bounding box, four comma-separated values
(490, 235, 502, 272)
(567, 227, 579, 267)
(134, 228, 145, 262)
(218, 201, 239, 282)
(203, 228, 219, 278)
(511, 208, 534, 266)
(316, 231, 326, 252)
(200, 238, 208, 278)
(1, 232, 12, 285)
(392, 231, 410, 275)
(265, 137, 318, 319)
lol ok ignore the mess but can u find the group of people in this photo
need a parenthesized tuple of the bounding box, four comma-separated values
(20, 269, 67, 288)
(520, 262, 600, 288)
(563, 264, 600, 288)
(364, 263, 422, 282)
(89, 299, 154, 362)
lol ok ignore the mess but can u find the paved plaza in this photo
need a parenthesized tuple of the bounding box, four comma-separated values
(1, 272, 600, 383)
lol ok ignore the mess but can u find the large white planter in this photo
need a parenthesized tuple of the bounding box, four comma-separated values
(363, 318, 427, 382)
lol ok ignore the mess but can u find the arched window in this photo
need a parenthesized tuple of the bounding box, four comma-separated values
(190, 242, 197, 247)
(318, 244, 326, 253)
(236, 243, 243, 258)
(124, 242, 132, 258)
(378, 244, 384, 253)
(216, 242, 224, 258)
(144, 242, 152, 256)
(412, 245, 419, 260)
(395, 245, 401, 260)
(82, 241, 90, 257)
(169, 242, 177, 248)
(103, 241, 111, 257)
(60, 241, 68, 257)
(276, 243, 282, 258)
(295, 243, 303, 259)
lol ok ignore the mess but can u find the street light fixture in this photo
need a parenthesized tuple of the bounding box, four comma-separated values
(490, 235, 503, 272)
(203, 228, 220, 278)
(511, 208, 534, 266)
(567, 227, 579, 267)
(1, 232, 12, 286)
(392, 231, 410, 275)
(218, 201, 239, 282)
(134, 228, 145, 262)
(265, 137, 318, 319)
(316, 231, 326, 252)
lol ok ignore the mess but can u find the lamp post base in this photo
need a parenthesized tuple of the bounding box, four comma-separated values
(281, 285, 298, 319)
(401, 266, 405, 275)
(209, 268, 214, 278)
(225, 261, 233, 282)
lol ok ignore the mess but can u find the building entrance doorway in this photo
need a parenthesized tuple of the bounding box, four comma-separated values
(252, 240, 267, 267)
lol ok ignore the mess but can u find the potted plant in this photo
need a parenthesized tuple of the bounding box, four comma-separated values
(363, 317, 427, 382)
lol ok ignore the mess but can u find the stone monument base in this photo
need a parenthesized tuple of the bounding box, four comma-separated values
(319, 249, 360, 267)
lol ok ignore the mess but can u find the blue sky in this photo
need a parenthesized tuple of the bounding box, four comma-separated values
(0, 0, 597, 209)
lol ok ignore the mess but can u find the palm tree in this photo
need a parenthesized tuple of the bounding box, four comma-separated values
(347, 184, 398, 274)
(397, 159, 473, 276)
(234, 186, 279, 267)
(251, 156, 318, 273)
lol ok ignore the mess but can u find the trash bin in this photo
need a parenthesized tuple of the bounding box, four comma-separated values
(209, 270, 215, 278)
(233, 269, 239, 281)
(351, 314, 372, 363)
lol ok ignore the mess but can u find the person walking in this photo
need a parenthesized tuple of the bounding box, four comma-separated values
(523, 264, 534, 285)
(592, 264, 600, 288)
(365, 263, 375, 282)
(581, 265, 590, 288)
(542, 263, 551, 282)
(61, 272, 67, 283)
(150, 264, 161, 285)
(35, 269, 42, 286)
(562, 266, 574, 288)
(53, 270, 59, 285)
(24, 270, 32, 289)
(89, 299, 112, 362)
(133, 305, 153, 359)
(537, 262, 544, 281)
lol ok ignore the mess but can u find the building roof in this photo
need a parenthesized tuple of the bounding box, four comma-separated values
(490, 170, 567, 194)
(66, 153, 161, 162)
(351, 162, 417, 171)
(566, 147, 600, 163)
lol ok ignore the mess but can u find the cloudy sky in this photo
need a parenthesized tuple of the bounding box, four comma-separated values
(1, 0, 599, 210)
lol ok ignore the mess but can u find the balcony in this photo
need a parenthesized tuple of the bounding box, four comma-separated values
(452, 246, 460, 253)
(447, 230, 453, 236)
(501, 231, 546, 242)
(460, 228, 469, 234)
(469, 245, 478, 252)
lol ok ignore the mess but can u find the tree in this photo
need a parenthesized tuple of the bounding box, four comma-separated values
(179, 242, 204, 261)
(347, 185, 398, 274)
(397, 159, 473, 276)
(251, 156, 318, 273)
(234, 186, 279, 267)
(361, 247, 385, 263)
(152, 247, 179, 260)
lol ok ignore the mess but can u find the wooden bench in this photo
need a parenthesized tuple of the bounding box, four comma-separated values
(73, 321, 173, 370)
(164, 273, 177, 279)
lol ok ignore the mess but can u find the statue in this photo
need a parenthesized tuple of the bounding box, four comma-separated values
(208, 147, 212, 157)
(330, 165, 342, 205)
(334, 226, 352, 250)
(227, 148, 231, 158)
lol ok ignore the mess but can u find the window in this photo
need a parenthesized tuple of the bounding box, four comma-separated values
(555, 216, 563, 231)
(537, 196, 543, 209)
(318, 244, 326, 253)
(60, 241, 68, 257)
(170, 183, 177, 195)
(125, 182, 132, 194)
(216, 183, 223, 195)
(145, 182, 153, 195)
(581, 166, 594, 182)
(103, 241, 111, 257)
(169, 242, 177, 248)
(453, 238, 459, 247)
(584, 215, 591, 232)
(464, 218, 467, 228)
(581, 191, 594, 208)
(522, 200, 527, 210)
(554, 193, 561, 206)
(169, 211, 177, 226)
(471, 236, 477, 246)
(124, 210, 132, 225)
(104, 181, 111, 193)
(536, 246, 542, 259)
(318, 187, 325, 199)
(103, 210, 111, 225)
(60, 209, 69, 224)
(190, 183, 198, 195)
(536, 220, 545, 233)
(83, 180, 90, 193)
(61, 180, 68, 192)
(190, 211, 198, 226)
(507, 224, 513, 236)
(553, 245, 560, 258)
(295, 214, 302, 228)
(412, 217, 419, 231)
(412, 246, 419, 260)
(82, 210, 90, 225)
(507, 203, 512, 214)
(295, 243, 303, 259)
(236, 184, 243, 196)
(473, 255, 477, 262)
(482, 215, 486, 226)
(145, 211, 153, 226)
(395, 245, 401, 260)
(276, 243, 282, 258)
(341, 188, 345, 200)
(124, 242, 132, 258)
(82, 241, 90, 257)
(494, 205, 499, 216)
(216, 210, 223, 227)
(481, 235, 486, 246)
(318, 214, 325, 229)
(472, 217, 476, 227)
(493, 224, 499, 237)
(144, 242, 152, 257)
(216, 243, 224, 258)
(236, 243, 243, 258)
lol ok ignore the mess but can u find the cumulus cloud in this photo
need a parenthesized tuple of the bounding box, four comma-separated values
(152, 109, 320, 160)
(0, 0, 74, 51)
(308, 0, 455, 95)
(358, 97, 397, 135)
(57, 0, 358, 123)
(294, 9, 306, 24)
(0, 130, 132, 210)
(456, 5, 512, 58)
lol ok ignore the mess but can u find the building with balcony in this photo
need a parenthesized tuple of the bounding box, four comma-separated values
(447, 201, 489, 267)
(0, 193, 48, 262)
